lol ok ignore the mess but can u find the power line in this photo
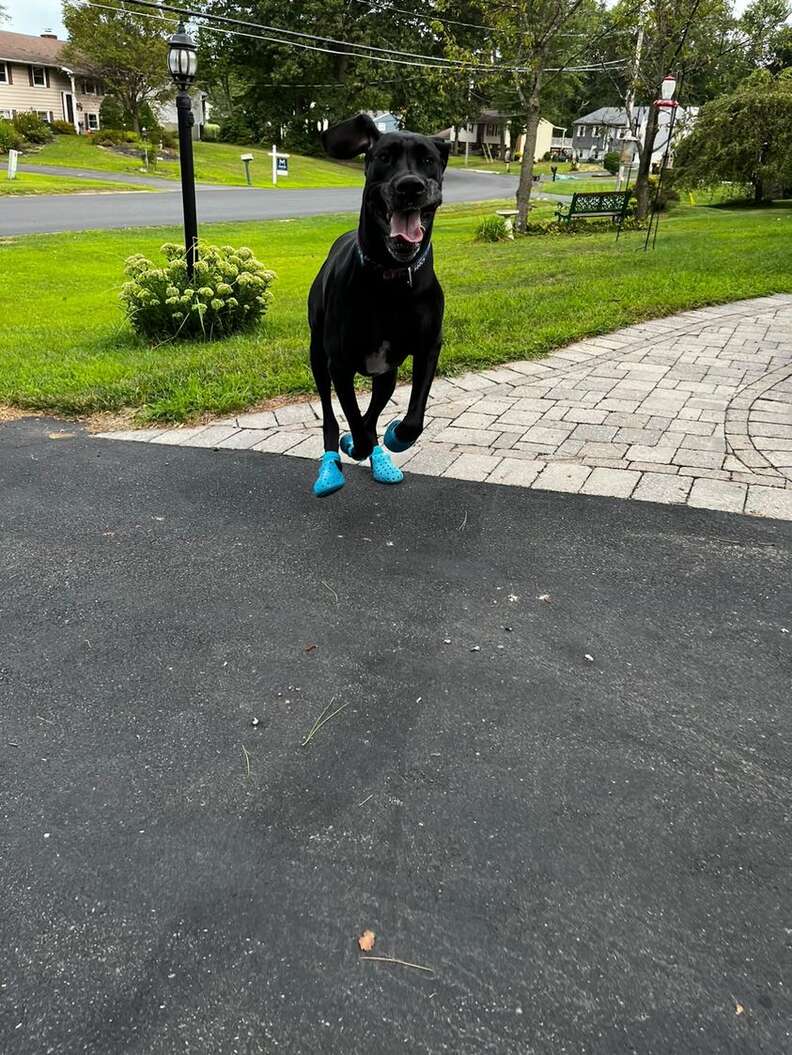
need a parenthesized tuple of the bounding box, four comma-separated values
(101, 0, 537, 73)
(85, 0, 628, 76)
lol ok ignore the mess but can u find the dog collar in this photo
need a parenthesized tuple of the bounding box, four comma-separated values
(356, 239, 431, 287)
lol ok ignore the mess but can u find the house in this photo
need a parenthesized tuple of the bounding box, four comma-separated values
(571, 105, 699, 167)
(157, 91, 209, 141)
(0, 29, 103, 132)
(368, 111, 399, 134)
(435, 111, 563, 161)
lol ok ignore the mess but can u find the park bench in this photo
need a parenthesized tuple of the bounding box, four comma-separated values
(554, 190, 630, 225)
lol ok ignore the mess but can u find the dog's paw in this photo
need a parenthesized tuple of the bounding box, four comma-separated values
(339, 433, 369, 461)
(383, 419, 415, 454)
(370, 445, 404, 485)
(313, 452, 345, 497)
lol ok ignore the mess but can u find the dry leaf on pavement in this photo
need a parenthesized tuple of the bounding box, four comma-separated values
(358, 929, 376, 952)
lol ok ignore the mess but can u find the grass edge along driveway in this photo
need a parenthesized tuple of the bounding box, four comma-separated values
(0, 200, 790, 424)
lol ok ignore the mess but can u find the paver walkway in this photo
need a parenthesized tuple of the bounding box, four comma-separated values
(99, 295, 792, 520)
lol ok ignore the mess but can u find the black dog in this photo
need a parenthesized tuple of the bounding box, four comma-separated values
(307, 113, 449, 496)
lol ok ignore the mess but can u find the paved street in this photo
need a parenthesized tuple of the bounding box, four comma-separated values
(106, 296, 792, 521)
(0, 167, 519, 235)
(2, 415, 790, 1054)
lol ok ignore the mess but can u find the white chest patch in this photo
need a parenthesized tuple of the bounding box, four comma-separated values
(364, 341, 392, 376)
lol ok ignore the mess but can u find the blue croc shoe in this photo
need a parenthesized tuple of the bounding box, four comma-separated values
(370, 444, 404, 485)
(383, 419, 414, 454)
(339, 433, 366, 461)
(313, 451, 345, 497)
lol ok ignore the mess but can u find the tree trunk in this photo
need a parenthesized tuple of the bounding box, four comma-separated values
(453, 125, 459, 156)
(753, 177, 764, 203)
(633, 103, 659, 220)
(515, 89, 541, 231)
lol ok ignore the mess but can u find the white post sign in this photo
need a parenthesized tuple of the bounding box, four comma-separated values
(7, 149, 19, 180)
(271, 144, 290, 184)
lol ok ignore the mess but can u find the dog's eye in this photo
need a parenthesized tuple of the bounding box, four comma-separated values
(377, 152, 391, 164)
(421, 156, 434, 168)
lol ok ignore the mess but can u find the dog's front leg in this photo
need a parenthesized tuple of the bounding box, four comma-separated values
(386, 343, 440, 451)
(331, 369, 374, 461)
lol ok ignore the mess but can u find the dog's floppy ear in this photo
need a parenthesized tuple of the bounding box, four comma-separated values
(321, 113, 381, 159)
(432, 137, 450, 170)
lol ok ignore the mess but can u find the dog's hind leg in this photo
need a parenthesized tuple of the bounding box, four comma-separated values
(310, 335, 345, 497)
(384, 343, 440, 454)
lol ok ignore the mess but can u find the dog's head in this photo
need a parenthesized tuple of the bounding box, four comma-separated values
(321, 113, 449, 265)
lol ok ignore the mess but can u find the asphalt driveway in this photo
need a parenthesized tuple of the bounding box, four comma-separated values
(1, 417, 790, 1054)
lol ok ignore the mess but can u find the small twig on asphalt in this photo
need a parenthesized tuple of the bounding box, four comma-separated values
(8, 741, 19, 748)
(241, 744, 252, 779)
(458, 510, 468, 531)
(35, 715, 54, 725)
(321, 579, 339, 605)
(357, 793, 373, 807)
(360, 956, 434, 974)
(302, 698, 349, 746)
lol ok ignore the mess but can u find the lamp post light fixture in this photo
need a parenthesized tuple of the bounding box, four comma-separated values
(167, 21, 199, 277)
(656, 74, 678, 109)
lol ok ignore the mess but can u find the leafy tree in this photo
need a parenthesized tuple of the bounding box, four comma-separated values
(437, 0, 610, 229)
(62, 0, 176, 133)
(674, 67, 792, 201)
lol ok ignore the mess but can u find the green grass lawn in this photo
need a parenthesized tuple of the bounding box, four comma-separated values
(0, 172, 157, 196)
(0, 200, 789, 424)
(544, 178, 619, 195)
(25, 135, 364, 188)
(447, 157, 603, 176)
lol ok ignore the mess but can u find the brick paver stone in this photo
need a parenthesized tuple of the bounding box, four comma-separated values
(99, 296, 792, 520)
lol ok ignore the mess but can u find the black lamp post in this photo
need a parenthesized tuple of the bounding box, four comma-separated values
(167, 22, 199, 277)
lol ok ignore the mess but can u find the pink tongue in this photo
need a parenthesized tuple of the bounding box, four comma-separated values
(389, 210, 423, 243)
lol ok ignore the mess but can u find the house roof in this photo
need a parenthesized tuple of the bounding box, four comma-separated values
(574, 105, 695, 126)
(0, 29, 90, 74)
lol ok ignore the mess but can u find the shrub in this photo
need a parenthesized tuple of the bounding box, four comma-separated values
(158, 128, 178, 149)
(93, 127, 127, 146)
(0, 118, 23, 154)
(523, 216, 645, 236)
(630, 173, 679, 212)
(203, 122, 220, 142)
(603, 151, 621, 175)
(475, 215, 509, 242)
(12, 111, 52, 144)
(51, 119, 76, 135)
(121, 242, 276, 341)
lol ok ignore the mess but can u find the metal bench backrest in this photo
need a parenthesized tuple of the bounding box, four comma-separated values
(569, 191, 629, 215)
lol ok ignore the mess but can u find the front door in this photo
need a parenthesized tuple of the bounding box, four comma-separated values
(63, 92, 74, 124)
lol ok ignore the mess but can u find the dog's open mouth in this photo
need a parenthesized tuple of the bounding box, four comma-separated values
(387, 209, 425, 261)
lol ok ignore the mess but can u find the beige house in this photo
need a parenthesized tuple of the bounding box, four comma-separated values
(436, 111, 559, 162)
(0, 30, 103, 133)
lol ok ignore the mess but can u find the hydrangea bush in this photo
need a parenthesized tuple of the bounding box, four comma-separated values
(121, 242, 275, 340)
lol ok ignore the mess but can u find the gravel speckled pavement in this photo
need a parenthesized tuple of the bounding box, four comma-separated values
(2, 415, 791, 1054)
(106, 296, 792, 521)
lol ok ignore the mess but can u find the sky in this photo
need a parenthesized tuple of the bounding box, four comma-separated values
(4, 0, 67, 37)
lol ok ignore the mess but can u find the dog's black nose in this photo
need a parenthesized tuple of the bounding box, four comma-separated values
(394, 175, 425, 201)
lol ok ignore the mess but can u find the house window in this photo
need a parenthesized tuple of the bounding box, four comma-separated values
(0, 62, 9, 84)
(590, 125, 600, 137)
(36, 111, 53, 122)
(86, 112, 99, 130)
(82, 79, 98, 95)
(575, 126, 585, 137)
(31, 65, 47, 87)
(485, 122, 499, 137)
(0, 108, 13, 119)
